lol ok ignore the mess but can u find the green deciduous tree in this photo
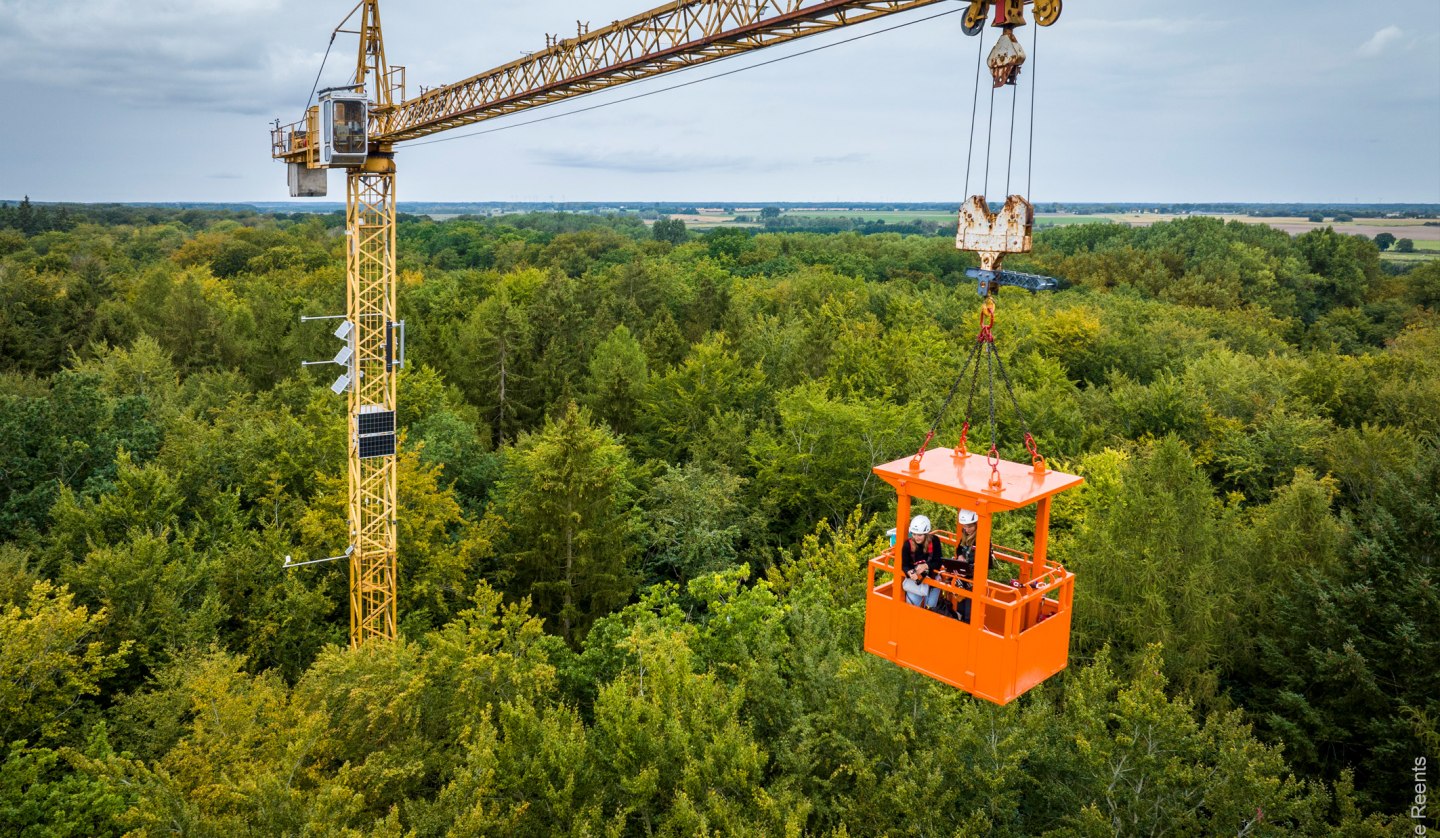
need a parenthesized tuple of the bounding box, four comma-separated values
(749, 383, 923, 541)
(642, 332, 763, 462)
(0, 725, 137, 838)
(1066, 438, 1234, 699)
(652, 217, 688, 245)
(0, 581, 129, 745)
(1025, 646, 1346, 836)
(642, 463, 754, 584)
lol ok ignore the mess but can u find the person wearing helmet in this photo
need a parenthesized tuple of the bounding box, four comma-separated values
(951, 509, 983, 623)
(956, 509, 980, 561)
(901, 514, 944, 610)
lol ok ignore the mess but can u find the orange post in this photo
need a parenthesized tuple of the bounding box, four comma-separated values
(972, 508, 993, 641)
(1025, 496, 1051, 627)
(893, 488, 912, 644)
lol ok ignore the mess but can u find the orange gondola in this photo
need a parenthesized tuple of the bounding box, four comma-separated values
(863, 447, 1082, 704)
(863, 277, 1080, 702)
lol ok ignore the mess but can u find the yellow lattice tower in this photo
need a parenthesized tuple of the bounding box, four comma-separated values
(346, 167, 398, 645)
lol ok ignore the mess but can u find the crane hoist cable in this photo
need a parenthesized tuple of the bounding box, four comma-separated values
(303, 0, 373, 114)
(1026, 19, 1039, 201)
(920, 0, 1061, 476)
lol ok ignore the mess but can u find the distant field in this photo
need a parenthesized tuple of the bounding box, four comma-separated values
(1111, 213, 1440, 241)
(1379, 238, 1440, 262)
(1036, 215, 1116, 227)
(781, 210, 1119, 226)
(645, 211, 1440, 249)
(679, 209, 1123, 227)
(781, 209, 957, 223)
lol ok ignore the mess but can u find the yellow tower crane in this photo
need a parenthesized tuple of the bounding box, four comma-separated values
(275, 0, 1061, 647)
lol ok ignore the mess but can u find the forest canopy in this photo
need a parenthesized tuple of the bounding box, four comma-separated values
(0, 204, 1435, 836)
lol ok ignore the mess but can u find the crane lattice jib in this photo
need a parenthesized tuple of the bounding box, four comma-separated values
(274, 0, 947, 161)
(378, 0, 946, 143)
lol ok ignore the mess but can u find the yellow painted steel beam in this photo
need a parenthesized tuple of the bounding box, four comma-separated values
(356, 0, 395, 111)
(376, 0, 946, 143)
(274, 0, 946, 161)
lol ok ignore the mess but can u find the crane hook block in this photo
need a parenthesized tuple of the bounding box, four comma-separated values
(956, 194, 1032, 270)
(956, 195, 1059, 295)
(987, 28, 1026, 87)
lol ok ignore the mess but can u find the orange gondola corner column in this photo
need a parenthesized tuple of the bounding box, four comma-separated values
(890, 487, 912, 659)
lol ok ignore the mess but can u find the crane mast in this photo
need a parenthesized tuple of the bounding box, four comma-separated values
(274, 0, 1042, 646)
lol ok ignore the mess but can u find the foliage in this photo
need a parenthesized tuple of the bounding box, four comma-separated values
(0, 581, 129, 745)
(0, 209, 1434, 832)
(652, 217, 688, 245)
(489, 403, 642, 646)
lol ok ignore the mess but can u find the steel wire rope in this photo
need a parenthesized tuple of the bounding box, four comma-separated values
(1004, 73, 1019, 196)
(1026, 21, 1038, 202)
(304, 32, 340, 114)
(962, 25, 986, 199)
(399, 5, 966, 149)
(303, 1, 365, 113)
(982, 84, 996, 198)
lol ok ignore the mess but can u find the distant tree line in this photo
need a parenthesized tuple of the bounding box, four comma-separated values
(0, 197, 76, 236)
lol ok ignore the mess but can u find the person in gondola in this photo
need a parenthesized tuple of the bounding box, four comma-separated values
(950, 509, 984, 623)
(901, 515, 945, 611)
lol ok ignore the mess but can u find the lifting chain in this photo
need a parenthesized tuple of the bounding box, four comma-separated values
(912, 295, 1046, 481)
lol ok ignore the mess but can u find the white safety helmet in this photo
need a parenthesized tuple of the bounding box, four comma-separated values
(957, 509, 979, 526)
(908, 515, 933, 537)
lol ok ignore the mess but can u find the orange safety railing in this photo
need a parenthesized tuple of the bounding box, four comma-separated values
(866, 547, 1072, 640)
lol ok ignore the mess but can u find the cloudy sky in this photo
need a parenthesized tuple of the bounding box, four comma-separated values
(1, 0, 1437, 203)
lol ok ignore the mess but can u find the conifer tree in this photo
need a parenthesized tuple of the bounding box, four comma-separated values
(492, 403, 641, 645)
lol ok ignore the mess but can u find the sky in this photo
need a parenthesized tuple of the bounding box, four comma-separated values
(1, 0, 1437, 204)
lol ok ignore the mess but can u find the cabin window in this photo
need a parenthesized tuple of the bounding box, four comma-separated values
(332, 100, 367, 154)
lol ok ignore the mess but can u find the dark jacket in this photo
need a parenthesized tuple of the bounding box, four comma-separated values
(955, 542, 996, 579)
(901, 535, 945, 577)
